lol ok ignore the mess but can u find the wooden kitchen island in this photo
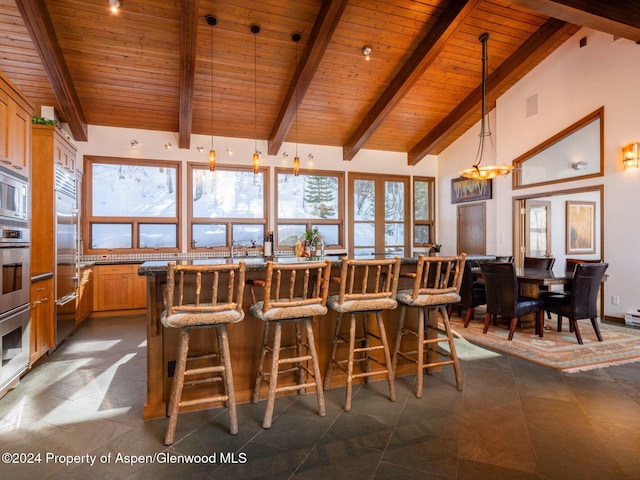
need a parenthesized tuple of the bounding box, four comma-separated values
(139, 256, 428, 420)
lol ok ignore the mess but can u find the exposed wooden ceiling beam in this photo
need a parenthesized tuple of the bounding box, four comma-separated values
(342, 0, 480, 161)
(178, 0, 200, 149)
(408, 18, 579, 166)
(15, 0, 88, 141)
(503, 0, 640, 42)
(267, 0, 349, 156)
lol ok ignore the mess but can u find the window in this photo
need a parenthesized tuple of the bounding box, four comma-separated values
(275, 168, 344, 248)
(349, 173, 409, 256)
(414, 177, 435, 247)
(189, 163, 268, 251)
(85, 156, 180, 253)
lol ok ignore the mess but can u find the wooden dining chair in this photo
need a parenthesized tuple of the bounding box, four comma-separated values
(161, 261, 246, 445)
(480, 262, 545, 341)
(544, 262, 608, 344)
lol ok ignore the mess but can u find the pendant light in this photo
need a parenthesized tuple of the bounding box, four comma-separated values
(207, 15, 217, 171)
(459, 33, 513, 180)
(292, 33, 301, 176)
(251, 24, 261, 174)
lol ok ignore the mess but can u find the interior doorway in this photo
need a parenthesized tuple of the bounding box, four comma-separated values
(457, 203, 486, 255)
(525, 200, 551, 257)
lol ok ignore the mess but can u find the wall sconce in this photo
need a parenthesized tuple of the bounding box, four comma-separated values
(622, 142, 639, 169)
(164, 143, 172, 150)
(130, 139, 139, 149)
(571, 161, 588, 170)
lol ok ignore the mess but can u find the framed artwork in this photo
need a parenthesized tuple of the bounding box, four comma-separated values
(566, 201, 596, 254)
(451, 177, 492, 204)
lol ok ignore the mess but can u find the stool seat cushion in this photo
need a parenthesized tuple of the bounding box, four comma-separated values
(396, 290, 460, 307)
(161, 308, 244, 328)
(250, 300, 327, 322)
(327, 295, 397, 313)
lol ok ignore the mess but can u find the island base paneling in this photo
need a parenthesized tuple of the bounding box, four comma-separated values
(141, 262, 442, 420)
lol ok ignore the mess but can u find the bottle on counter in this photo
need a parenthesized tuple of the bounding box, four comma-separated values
(264, 231, 273, 257)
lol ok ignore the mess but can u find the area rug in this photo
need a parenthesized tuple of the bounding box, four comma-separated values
(450, 316, 640, 373)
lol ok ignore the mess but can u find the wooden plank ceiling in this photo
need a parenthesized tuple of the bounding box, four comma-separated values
(1, 0, 638, 165)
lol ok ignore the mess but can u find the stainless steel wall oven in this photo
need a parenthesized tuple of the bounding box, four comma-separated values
(0, 224, 30, 398)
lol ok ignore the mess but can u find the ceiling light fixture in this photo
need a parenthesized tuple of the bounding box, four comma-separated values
(459, 33, 513, 180)
(292, 33, 301, 176)
(130, 139, 138, 148)
(207, 14, 217, 171)
(165, 142, 172, 150)
(251, 24, 261, 174)
(362, 45, 372, 61)
(108, 0, 120, 14)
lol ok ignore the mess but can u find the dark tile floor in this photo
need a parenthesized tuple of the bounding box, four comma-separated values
(1, 314, 639, 480)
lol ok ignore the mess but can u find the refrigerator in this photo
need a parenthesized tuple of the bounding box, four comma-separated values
(53, 166, 79, 348)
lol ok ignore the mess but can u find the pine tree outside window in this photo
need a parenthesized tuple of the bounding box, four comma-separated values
(275, 168, 344, 249)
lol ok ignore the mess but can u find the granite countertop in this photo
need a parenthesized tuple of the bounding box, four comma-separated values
(137, 255, 417, 275)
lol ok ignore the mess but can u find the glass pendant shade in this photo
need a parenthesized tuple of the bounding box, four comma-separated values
(293, 156, 300, 176)
(252, 152, 260, 173)
(208, 149, 216, 171)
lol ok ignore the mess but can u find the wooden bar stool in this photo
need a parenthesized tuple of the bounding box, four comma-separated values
(324, 256, 401, 411)
(392, 254, 466, 398)
(161, 261, 246, 445)
(249, 259, 332, 429)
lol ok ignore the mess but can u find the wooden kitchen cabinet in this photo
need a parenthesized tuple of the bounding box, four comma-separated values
(93, 264, 146, 312)
(31, 124, 78, 276)
(76, 266, 93, 324)
(0, 71, 33, 177)
(30, 277, 54, 365)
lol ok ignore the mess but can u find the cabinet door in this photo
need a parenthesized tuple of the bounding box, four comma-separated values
(0, 89, 8, 162)
(94, 266, 134, 311)
(10, 103, 30, 175)
(132, 271, 147, 309)
(76, 268, 93, 324)
(30, 279, 54, 364)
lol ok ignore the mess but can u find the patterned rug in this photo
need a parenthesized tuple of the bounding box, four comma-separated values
(450, 315, 640, 373)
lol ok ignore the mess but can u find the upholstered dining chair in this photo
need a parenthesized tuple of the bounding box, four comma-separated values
(544, 262, 608, 344)
(324, 256, 401, 411)
(480, 262, 545, 341)
(392, 254, 466, 398)
(161, 261, 246, 445)
(450, 260, 486, 328)
(523, 256, 555, 270)
(249, 259, 332, 428)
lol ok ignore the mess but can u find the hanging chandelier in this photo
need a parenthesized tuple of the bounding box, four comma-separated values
(459, 33, 513, 180)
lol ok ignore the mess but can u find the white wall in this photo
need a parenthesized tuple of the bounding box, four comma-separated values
(437, 28, 640, 318)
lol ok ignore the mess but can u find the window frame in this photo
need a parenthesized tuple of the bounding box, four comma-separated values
(274, 167, 345, 249)
(413, 176, 436, 248)
(83, 155, 181, 254)
(187, 162, 269, 253)
(348, 172, 410, 257)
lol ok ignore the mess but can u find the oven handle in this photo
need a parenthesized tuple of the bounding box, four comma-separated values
(56, 292, 78, 307)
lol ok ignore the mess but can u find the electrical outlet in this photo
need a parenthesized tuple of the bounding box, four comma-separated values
(611, 296, 620, 305)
